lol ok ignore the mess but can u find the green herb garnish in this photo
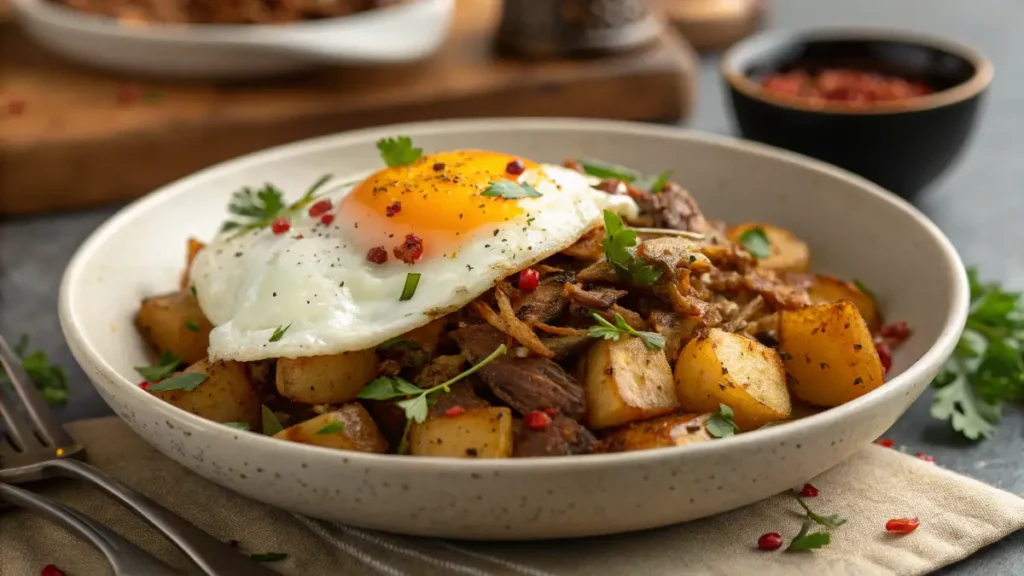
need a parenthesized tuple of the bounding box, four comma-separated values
(931, 267, 1024, 440)
(0, 335, 69, 405)
(184, 321, 199, 333)
(601, 210, 662, 286)
(262, 405, 284, 436)
(400, 273, 421, 301)
(316, 421, 346, 435)
(269, 324, 291, 343)
(377, 136, 423, 168)
(796, 496, 846, 528)
(250, 552, 288, 562)
(219, 174, 334, 235)
(134, 350, 182, 382)
(376, 337, 421, 351)
(480, 180, 542, 199)
(738, 227, 771, 259)
(643, 170, 673, 194)
(706, 403, 740, 438)
(853, 279, 875, 300)
(146, 373, 207, 393)
(190, 284, 197, 297)
(576, 158, 642, 182)
(786, 519, 831, 552)
(225, 422, 250, 431)
(587, 311, 665, 351)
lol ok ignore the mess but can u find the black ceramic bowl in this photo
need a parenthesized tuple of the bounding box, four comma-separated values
(721, 28, 993, 199)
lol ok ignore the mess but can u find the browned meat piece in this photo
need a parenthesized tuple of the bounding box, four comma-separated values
(516, 273, 572, 324)
(576, 261, 619, 284)
(451, 325, 586, 420)
(362, 400, 407, 448)
(648, 309, 702, 362)
(425, 382, 490, 418)
(564, 283, 628, 310)
(514, 415, 597, 457)
(415, 355, 466, 389)
(632, 183, 709, 232)
(707, 270, 810, 311)
(561, 227, 606, 261)
(377, 339, 431, 369)
(636, 237, 712, 276)
(539, 335, 592, 360)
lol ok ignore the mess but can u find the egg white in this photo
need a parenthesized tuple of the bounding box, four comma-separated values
(189, 164, 638, 361)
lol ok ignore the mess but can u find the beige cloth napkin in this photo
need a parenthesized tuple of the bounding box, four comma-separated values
(1, 418, 1022, 576)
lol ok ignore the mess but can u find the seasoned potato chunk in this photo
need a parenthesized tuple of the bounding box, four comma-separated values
(180, 237, 206, 291)
(807, 275, 881, 331)
(584, 337, 679, 430)
(275, 349, 378, 405)
(408, 407, 513, 458)
(135, 291, 213, 365)
(602, 412, 714, 452)
(727, 222, 810, 273)
(274, 404, 388, 453)
(674, 329, 791, 430)
(151, 359, 261, 428)
(779, 301, 885, 407)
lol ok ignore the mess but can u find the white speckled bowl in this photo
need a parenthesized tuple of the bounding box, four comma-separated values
(59, 119, 968, 540)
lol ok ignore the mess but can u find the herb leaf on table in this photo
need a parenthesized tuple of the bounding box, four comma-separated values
(0, 335, 69, 405)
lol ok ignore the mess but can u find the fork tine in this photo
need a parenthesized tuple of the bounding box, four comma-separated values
(0, 384, 37, 451)
(0, 333, 74, 448)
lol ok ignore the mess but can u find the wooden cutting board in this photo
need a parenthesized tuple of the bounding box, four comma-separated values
(0, 0, 698, 215)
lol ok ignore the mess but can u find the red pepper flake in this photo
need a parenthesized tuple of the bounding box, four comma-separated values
(885, 517, 920, 534)
(562, 159, 584, 173)
(116, 85, 140, 105)
(432, 162, 445, 171)
(444, 406, 466, 418)
(880, 320, 912, 342)
(915, 452, 935, 463)
(876, 438, 895, 448)
(139, 381, 151, 391)
(393, 234, 424, 264)
(523, 411, 551, 430)
(308, 199, 332, 218)
(875, 341, 892, 374)
(320, 214, 335, 226)
(799, 483, 819, 498)
(506, 159, 525, 175)
(386, 201, 402, 217)
(757, 532, 783, 551)
(544, 407, 559, 415)
(294, 234, 304, 239)
(271, 217, 291, 235)
(367, 246, 388, 264)
(7, 99, 26, 115)
(41, 564, 66, 576)
(518, 268, 540, 291)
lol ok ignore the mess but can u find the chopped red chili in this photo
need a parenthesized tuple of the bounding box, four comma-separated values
(367, 246, 388, 264)
(271, 217, 291, 235)
(523, 411, 551, 430)
(506, 159, 525, 175)
(880, 320, 911, 342)
(876, 438, 894, 448)
(799, 483, 819, 498)
(41, 565, 66, 576)
(320, 214, 335, 226)
(518, 268, 540, 291)
(308, 199, 332, 218)
(761, 69, 933, 106)
(544, 407, 559, 415)
(139, 381, 151, 391)
(875, 341, 893, 374)
(915, 452, 935, 463)
(885, 517, 920, 534)
(444, 406, 466, 418)
(386, 201, 402, 217)
(393, 234, 424, 264)
(757, 532, 783, 551)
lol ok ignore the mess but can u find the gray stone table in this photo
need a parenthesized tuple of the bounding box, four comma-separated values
(0, 0, 1021, 572)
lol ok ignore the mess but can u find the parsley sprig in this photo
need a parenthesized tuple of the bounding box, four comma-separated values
(587, 311, 665, 351)
(481, 180, 542, 199)
(706, 404, 739, 438)
(786, 495, 845, 551)
(931, 267, 1024, 440)
(220, 174, 334, 235)
(601, 210, 662, 286)
(738, 227, 771, 259)
(358, 344, 507, 452)
(135, 350, 182, 382)
(575, 159, 672, 194)
(0, 335, 69, 405)
(377, 136, 423, 167)
(147, 372, 207, 393)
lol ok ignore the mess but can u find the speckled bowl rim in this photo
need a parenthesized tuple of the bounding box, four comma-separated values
(59, 118, 969, 473)
(721, 27, 994, 115)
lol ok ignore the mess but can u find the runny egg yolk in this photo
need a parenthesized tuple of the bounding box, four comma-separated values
(339, 150, 540, 256)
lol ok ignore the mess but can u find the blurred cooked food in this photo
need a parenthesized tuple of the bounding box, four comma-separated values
(51, 0, 404, 24)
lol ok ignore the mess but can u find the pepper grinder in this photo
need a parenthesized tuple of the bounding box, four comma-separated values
(496, 0, 661, 59)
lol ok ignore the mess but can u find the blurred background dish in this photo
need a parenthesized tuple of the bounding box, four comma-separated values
(9, 0, 455, 78)
(721, 28, 993, 199)
(46, 0, 406, 25)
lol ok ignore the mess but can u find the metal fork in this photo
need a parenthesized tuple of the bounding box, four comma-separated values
(0, 333, 278, 576)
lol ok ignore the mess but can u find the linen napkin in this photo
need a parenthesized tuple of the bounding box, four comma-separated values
(1, 418, 1022, 576)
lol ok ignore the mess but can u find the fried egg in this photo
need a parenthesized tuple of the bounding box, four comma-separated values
(190, 150, 639, 361)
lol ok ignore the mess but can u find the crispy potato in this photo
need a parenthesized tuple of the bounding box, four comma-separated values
(135, 290, 213, 365)
(408, 407, 513, 458)
(274, 403, 388, 453)
(674, 328, 791, 430)
(779, 301, 885, 407)
(726, 222, 810, 273)
(399, 318, 448, 355)
(584, 337, 679, 430)
(807, 275, 881, 331)
(602, 413, 713, 453)
(151, 359, 261, 428)
(180, 237, 206, 291)
(275, 349, 378, 405)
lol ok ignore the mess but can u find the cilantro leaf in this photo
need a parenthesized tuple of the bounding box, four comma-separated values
(316, 421, 346, 434)
(146, 373, 207, 393)
(397, 395, 430, 424)
(586, 311, 665, 351)
(853, 279, 876, 300)
(931, 369, 1000, 440)
(135, 350, 183, 382)
(796, 496, 846, 528)
(184, 321, 199, 333)
(219, 174, 336, 236)
(224, 422, 250, 431)
(480, 180, 542, 199)
(357, 376, 423, 401)
(786, 519, 831, 551)
(269, 324, 291, 343)
(637, 170, 673, 194)
(601, 210, 663, 286)
(377, 136, 423, 167)
(262, 405, 285, 436)
(576, 158, 641, 182)
(738, 227, 771, 259)
(1, 335, 70, 405)
(706, 404, 739, 438)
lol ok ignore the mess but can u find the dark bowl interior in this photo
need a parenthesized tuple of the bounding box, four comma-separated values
(722, 31, 992, 199)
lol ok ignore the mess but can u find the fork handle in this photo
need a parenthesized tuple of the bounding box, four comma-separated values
(44, 458, 278, 576)
(0, 482, 181, 576)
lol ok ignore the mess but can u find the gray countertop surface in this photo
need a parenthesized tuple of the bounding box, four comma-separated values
(0, 0, 1021, 572)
